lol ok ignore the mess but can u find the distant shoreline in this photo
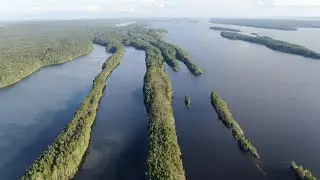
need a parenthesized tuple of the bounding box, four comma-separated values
(220, 31, 320, 59)
(210, 18, 320, 31)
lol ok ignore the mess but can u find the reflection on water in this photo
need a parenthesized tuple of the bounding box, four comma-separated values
(152, 20, 320, 179)
(0, 45, 110, 179)
(76, 47, 148, 180)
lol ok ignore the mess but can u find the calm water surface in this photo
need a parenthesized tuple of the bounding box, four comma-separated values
(1, 21, 319, 180)
(0, 44, 110, 179)
(210, 22, 320, 52)
(151, 20, 320, 180)
(76, 47, 148, 180)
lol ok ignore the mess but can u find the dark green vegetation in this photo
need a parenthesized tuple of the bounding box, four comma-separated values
(211, 18, 320, 30)
(221, 31, 320, 60)
(210, 26, 241, 32)
(149, 41, 180, 72)
(21, 41, 124, 179)
(0, 21, 110, 88)
(291, 161, 317, 180)
(150, 41, 202, 75)
(127, 37, 186, 180)
(185, 95, 191, 108)
(0, 34, 92, 88)
(170, 44, 203, 76)
(211, 92, 259, 158)
(13, 21, 194, 180)
(0, 20, 201, 89)
(93, 24, 188, 179)
(0, 19, 150, 88)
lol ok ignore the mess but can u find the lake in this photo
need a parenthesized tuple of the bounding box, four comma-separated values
(75, 47, 148, 180)
(150, 20, 320, 179)
(0, 44, 110, 179)
(1, 20, 320, 180)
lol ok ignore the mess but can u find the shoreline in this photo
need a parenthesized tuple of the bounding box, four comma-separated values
(21, 44, 124, 179)
(0, 44, 94, 89)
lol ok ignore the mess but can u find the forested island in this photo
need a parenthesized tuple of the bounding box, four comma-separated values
(211, 92, 259, 158)
(171, 45, 203, 75)
(185, 95, 191, 108)
(220, 32, 320, 59)
(210, 26, 240, 32)
(211, 18, 320, 30)
(14, 22, 202, 180)
(129, 39, 186, 180)
(291, 161, 317, 180)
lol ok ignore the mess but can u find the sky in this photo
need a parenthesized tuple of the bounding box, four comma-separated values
(1, 0, 320, 20)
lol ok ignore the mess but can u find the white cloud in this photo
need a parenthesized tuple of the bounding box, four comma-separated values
(115, 8, 135, 12)
(273, 0, 320, 7)
(2, 0, 320, 20)
(32, 5, 105, 13)
(84, 5, 104, 12)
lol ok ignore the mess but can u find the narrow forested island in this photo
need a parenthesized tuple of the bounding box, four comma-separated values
(220, 31, 320, 60)
(126, 34, 186, 180)
(171, 45, 203, 76)
(211, 18, 320, 31)
(211, 92, 259, 158)
(210, 26, 240, 32)
(291, 161, 317, 180)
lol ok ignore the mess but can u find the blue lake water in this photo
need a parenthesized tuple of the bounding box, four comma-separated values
(151, 20, 320, 179)
(1, 20, 320, 180)
(75, 47, 148, 180)
(0, 44, 110, 179)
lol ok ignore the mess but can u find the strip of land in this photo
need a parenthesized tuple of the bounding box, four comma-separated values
(291, 161, 317, 180)
(21, 43, 124, 180)
(210, 26, 241, 32)
(210, 18, 320, 31)
(211, 91, 259, 158)
(170, 44, 203, 76)
(128, 37, 186, 180)
(220, 31, 320, 59)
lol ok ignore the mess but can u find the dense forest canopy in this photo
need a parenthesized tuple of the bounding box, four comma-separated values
(14, 20, 201, 180)
(0, 19, 200, 88)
